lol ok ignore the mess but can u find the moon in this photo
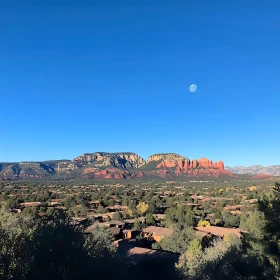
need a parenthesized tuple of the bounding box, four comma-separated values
(189, 84, 197, 92)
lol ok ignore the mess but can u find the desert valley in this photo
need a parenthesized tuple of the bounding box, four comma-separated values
(1, 151, 280, 279)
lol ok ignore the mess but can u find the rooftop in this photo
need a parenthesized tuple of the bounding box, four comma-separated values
(142, 226, 173, 237)
(195, 226, 242, 238)
(106, 220, 125, 226)
(123, 217, 146, 224)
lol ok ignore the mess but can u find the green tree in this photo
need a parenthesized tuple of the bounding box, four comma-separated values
(147, 200, 157, 214)
(151, 242, 161, 250)
(84, 226, 116, 259)
(46, 207, 55, 216)
(0, 207, 118, 280)
(21, 207, 38, 218)
(165, 197, 174, 208)
(160, 226, 196, 254)
(64, 196, 77, 209)
(96, 205, 106, 214)
(176, 238, 243, 280)
(184, 191, 190, 201)
(6, 197, 20, 209)
(240, 211, 266, 239)
(112, 211, 122, 221)
(175, 205, 185, 224)
(133, 218, 142, 230)
(146, 213, 155, 226)
(176, 238, 203, 277)
(184, 207, 195, 227)
(68, 205, 87, 217)
(108, 199, 115, 207)
(259, 182, 280, 240)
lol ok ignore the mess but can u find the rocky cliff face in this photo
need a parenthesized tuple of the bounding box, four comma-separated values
(146, 153, 187, 163)
(61, 152, 146, 179)
(72, 152, 145, 168)
(153, 156, 224, 170)
(54, 152, 145, 174)
(145, 154, 230, 178)
(0, 161, 58, 179)
(0, 152, 233, 180)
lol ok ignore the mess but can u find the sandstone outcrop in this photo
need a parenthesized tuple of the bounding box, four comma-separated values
(147, 153, 187, 163)
(72, 152, 145, 169)
(147, 154, 230, 177)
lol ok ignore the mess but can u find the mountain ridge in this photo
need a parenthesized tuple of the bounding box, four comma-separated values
(226, 165, 280, 176)
(0, 152, 232, 180)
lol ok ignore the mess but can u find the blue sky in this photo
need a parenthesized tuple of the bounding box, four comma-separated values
(1, 0, 280, 166)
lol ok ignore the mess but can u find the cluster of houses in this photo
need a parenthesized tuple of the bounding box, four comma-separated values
(81, 200, 244, 245)
(4, 183, 259, 264)
(84, 216, 243, 243)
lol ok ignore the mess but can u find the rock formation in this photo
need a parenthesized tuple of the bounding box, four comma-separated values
(147, 154, 231, 177)
(0, 152, 233, 179)
(72, 152, 145, 169)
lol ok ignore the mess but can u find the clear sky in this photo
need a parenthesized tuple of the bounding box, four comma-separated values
(1, 0, 280, 166)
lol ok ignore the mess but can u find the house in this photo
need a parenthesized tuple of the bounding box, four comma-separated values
(223, 204, 242, 211)
(214, 197, 234, 201)
(105, 220, 125, 228)
(88, 200, 100, 207)
(174, 201, 201, 208)
(99, 212, 115, 221)
(11, 208, 22, 214)
(230, 210, 242, 215)
(245, 199, 258, 204)
(84, 222, 108, 233)
(249, 186, 257, 191)
(142, 226, 173, 242)
(106, 205, 128, 212)
(234, 193, 245, 198)
(109, 227, 122, 239)
(8, 194, 28, 197)
(123, 217, 146, 228)
(190, 195, 204, 200)
(70, 217, 88, 226)
(123, 229, 140, 239)
(49, 198, 65, 206)
(195, 226, 242, 239)
(20, 202, 41, 207)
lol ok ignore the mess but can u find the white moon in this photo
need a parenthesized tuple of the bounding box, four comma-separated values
(189, 84, 197, 92)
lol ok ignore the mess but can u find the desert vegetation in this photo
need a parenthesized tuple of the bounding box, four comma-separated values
(0, 178, 279, 279)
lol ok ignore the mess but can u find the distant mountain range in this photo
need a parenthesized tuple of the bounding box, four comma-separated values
(226, 165, 280, 176)
(0, 152, 232, 180)
(2, 152, 279, 180)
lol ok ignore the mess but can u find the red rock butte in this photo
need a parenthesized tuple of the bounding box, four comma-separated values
(154, 156, 230, 178)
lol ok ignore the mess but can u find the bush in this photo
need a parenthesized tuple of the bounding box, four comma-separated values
(197, 220, 210, 227)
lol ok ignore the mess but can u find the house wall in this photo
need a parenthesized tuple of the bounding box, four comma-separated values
(143, 233, 162, 242)
(153, 235, 162, 242)
(124, 231, 133, 239)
